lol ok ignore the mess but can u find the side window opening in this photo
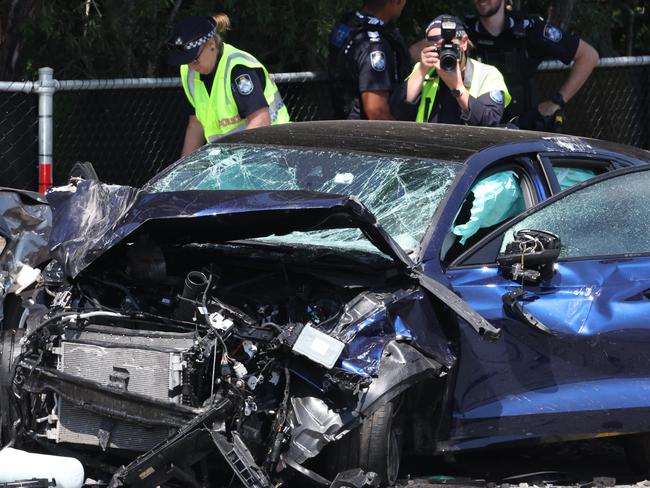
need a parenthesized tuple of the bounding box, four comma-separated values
(442, 166, 533, 264)
(452, 168, 650, 269)
(548, 157, 610, 191)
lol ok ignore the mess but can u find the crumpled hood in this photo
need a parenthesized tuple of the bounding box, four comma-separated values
(47, 180, 414, 278)
(0, 188, 51, 297)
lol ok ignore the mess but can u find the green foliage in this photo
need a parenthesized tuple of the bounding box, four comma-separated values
(2, 0, 648, 80)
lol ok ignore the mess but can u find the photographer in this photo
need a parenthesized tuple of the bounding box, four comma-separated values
(393, 15, 510, 126)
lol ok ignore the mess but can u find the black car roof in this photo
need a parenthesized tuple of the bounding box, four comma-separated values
(217, 121, 650, 164)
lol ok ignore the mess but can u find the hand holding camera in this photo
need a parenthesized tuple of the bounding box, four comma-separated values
(420, 16, 464, 91)
(428, 17, 461, 73)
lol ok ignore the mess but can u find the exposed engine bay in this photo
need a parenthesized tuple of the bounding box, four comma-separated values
(0, 182, 485, 487)
(5, 234, 439, 487)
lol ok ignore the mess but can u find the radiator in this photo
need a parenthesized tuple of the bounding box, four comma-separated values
(48, 325, 196, 451)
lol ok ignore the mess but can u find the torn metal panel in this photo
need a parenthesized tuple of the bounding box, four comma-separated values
(329, 469, 379, 488)
(46, 181, 415, 278)
(356, 342, 443, 416)
(287, 396, 357, 464)
(0, 189, 51, 311)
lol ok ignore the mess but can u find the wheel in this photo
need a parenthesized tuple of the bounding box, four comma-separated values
(624, 433, 650, 474)
(326, 397, 404, 486)
(1, 294, 25, 332)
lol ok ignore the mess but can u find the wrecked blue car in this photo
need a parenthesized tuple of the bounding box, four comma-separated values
(1, 121, 650, 487)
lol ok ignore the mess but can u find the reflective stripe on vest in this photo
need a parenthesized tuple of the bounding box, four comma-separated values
(180, 43, 290, 140)
(415, 58, 512, 123)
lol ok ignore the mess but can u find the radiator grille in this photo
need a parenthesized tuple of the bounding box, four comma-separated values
(51, 326, 195, 451)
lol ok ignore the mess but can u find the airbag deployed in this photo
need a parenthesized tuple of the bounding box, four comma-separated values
(453, 170, 524, 244)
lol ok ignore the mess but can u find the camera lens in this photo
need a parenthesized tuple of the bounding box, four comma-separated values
(438, 45, 458, 72)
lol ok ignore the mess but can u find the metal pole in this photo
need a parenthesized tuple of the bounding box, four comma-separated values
(37, 67, 57, 193)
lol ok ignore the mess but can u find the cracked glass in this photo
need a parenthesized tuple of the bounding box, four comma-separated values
(502, 170, 650, 258)
(146, 145, 459, 254)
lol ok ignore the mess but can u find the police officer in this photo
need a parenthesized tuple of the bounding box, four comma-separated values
(168, 14, 290, 157)
(466, 0, 599, 129)
(328, 0, 411, 120)
(395, 15, 510, 126)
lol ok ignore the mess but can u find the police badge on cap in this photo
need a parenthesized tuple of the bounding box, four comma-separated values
(235, 74, 254, 95)
(370, 50, 386, 71)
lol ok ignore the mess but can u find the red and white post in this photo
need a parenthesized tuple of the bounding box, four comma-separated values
(37, 67, 56, 194)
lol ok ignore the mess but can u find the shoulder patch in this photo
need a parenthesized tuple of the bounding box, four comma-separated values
(370, 50, 386, 71)
(367, 30, 381, 43)
(329, 22, 351, 48)
(543, 24, 563, 42)
(235, 74, 254, 95)
(489, 90, 505, 105)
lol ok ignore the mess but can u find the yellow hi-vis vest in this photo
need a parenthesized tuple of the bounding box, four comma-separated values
(180, 43, 290, 141)
(415, 58, 511, 123)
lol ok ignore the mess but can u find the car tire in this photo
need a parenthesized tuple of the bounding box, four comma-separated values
(625, 433, 650, 474)
(1, 294, 25, 332)
(327, 397, 404, 486)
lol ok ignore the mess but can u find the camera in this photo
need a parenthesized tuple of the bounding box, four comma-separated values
(427, 16, 461, 72)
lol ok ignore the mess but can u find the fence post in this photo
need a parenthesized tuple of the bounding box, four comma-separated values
(37, 67, 57, 193)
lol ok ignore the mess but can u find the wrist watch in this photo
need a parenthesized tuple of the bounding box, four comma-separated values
(451, 87, 465, 98)
(551, 92, 566, 108)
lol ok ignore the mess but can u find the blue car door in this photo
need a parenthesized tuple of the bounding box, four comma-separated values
(444, 165, 650, 448)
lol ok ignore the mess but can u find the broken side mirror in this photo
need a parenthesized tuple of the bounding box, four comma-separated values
(497, 229, 560, 284)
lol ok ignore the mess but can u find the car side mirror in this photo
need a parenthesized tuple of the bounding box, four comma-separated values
(497, 229, 561, 284)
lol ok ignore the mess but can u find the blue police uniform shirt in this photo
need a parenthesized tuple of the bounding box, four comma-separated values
(467, 14, 580, 78)
(329, 11, 403, 119)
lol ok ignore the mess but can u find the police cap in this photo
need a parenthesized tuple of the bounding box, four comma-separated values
(425, 15, 467, 38)
(167, 16, 217, 66)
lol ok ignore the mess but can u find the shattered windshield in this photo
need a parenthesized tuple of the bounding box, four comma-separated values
(145, 145, 459, 254)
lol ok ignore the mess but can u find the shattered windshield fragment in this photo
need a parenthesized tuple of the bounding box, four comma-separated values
(145, 145, 458, 253)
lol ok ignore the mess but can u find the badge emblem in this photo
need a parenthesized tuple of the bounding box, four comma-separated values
(370, 51, 386, 71)
(543, 24, 562, 42)
(489, 90, 504, 105)
(235, 74, 254, 95)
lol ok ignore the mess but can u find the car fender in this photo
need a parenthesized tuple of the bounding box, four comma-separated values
(286, 341, 442, 464)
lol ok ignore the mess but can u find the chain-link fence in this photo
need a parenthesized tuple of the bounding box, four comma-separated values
(52, 73, 333, 188)
(535, 57, 650, 149)
(0, 88, 38, 190)
(0, 58, 648, 192)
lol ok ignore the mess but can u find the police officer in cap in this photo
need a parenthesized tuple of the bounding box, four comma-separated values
(466, 0, 599, 130)
(168, 14, 290, 156)
(394, 15, 510, 126)
(328, 0, 411, 120)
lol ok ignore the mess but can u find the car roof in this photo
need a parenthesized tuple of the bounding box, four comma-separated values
(217, 121, 650, 164)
